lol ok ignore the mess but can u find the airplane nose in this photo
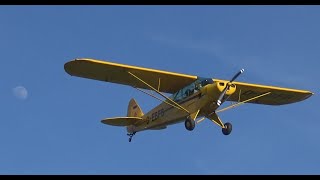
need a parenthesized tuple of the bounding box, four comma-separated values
(204, 82, 236, 102)
(216, 82, 236, 96)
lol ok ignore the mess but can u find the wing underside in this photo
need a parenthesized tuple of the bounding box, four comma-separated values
(64, 58, 313, 105)
(64, 58, 197, 94)
(214, 79, 313, 105)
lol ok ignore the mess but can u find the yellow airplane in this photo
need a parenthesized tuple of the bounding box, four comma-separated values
(64, 58, 313, 142)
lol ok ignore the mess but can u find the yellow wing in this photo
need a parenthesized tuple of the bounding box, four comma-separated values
(214, 79, 313, 105)
(101, 117, 143, 126)
(64, 58, 197, 94)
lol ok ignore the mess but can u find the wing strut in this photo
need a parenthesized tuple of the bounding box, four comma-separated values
(134, 87, 186, 112)
(196, 91, 271, 124)
(216, 92, 271, 113)
(128, 71, 190, 114)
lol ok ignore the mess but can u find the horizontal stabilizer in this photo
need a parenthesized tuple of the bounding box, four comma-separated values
(101, 117, 143, 127)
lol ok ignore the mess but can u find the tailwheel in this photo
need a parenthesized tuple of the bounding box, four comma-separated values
(185, 118, 195, 131)
(222, 122, 232, 135)
(127, 132, 136, 142)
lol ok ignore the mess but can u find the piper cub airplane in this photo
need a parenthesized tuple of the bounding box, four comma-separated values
(64, 58, 313, 142)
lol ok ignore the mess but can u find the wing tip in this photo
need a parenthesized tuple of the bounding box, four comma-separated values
(64, 61, 73, 76)
(101, 119, 109, 125)
(305, 91, 314, 99)
(64, 58, 87, 76)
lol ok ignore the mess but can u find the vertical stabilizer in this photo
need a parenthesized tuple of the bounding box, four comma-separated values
(127, 98, 144, 117)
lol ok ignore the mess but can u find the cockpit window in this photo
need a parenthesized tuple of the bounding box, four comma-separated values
(169, 77, 214, 102)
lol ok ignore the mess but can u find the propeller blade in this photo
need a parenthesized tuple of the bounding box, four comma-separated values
(230, 68, 244, 82)
(217, 87, 228, 106)
(216, 68, 244, 106)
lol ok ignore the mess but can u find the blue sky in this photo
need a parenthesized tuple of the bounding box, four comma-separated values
(0, 5, 319, 175)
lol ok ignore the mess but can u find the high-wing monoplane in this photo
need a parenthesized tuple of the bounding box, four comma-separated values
(64, 58, 313, 142)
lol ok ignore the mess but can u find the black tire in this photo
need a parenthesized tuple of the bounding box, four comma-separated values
(222, 122, 232, 135)
(185, 118, 195, 131)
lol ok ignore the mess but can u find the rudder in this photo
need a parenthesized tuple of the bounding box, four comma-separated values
(127, 98, 144, 117)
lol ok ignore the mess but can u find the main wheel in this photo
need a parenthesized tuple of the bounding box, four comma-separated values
(185, 118, 195, 131)
(222, 122, 232, 135)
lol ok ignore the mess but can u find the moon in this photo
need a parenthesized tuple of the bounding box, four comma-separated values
(13, 86, 28, 100)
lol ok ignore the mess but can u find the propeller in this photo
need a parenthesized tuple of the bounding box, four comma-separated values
(216, 68, 244, 106)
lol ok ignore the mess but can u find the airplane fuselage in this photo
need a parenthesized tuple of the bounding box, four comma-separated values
(128, 79, 224, 133)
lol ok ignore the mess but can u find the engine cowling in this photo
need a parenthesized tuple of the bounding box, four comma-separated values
(216, 81, 236, 96)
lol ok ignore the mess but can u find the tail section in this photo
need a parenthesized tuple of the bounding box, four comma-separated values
(127, 98, 144, 117)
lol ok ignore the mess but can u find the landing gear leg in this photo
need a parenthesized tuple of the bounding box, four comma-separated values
(127, 132, 136, 142)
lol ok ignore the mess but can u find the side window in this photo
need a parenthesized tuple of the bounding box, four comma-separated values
(195, 81, 202, 91)
(174, 89, 184, 101)
(171, 79, 210, 101)
(184, 83, 195, 97)
(185, 89, 192, 97)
